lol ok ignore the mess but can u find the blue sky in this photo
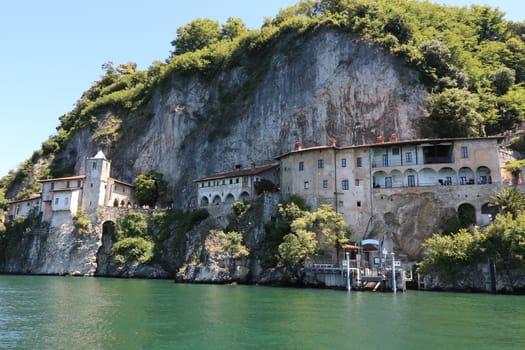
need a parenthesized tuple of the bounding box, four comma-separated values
(0, 0, 523, 177)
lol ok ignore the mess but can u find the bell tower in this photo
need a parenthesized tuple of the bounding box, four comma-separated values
(81, 150, 111, 211)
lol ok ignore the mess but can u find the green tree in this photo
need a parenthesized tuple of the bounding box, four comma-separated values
(277, 204, 350, 268)
(134, 171, 167, 207)
(489, 66, 515, 95)
(490, 187, 525, 219)
(483, 213, 525, 285)
(417, 228, 484, 282)
(424, 88, 483, 137)
(221, 18, 248, 40)
(171, 18, 222, 55)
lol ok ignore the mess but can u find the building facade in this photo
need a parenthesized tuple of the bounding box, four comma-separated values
(6, 151, 136, 224)
(194, 162, 279, 207)
(278, 136, 508, 245)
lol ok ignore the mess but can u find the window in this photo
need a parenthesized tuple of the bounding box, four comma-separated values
(201, 183, 204, 188)
(460, 176, 467, 185)
(92, 162, 97, 169)
(77, 180, 81, 187)
(356, 157, 362, 167)
(64, 197, 69, 206)
(407, 175, 416, 187)
(55, 198, 59, 205)
(382, 154, 389, 167)
(392, 147, 400, 155)
(341, 159, 347, 167)
(50, 182, 55, 190)
(461, 146, 468, 158)
(357, 201, 361, 207)
(318, 159, 324, 168)
(385, 177, 392, 188)
(405, 152, 413, 163)
(299, 161, 304, 171)
(342, 180, 349, 190)
(230, 179, 233, 184)
(304, 181, 310, 190)
(355, 179, 360, 186)
(67, 181, 70, 188)
(323, 180, 329, 188)
(236, 178, 240, 184)
(208, 181, 211, 187)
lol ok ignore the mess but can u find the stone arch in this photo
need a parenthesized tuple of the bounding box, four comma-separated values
(102, 220, 116, 237)
(476, 166, 491, 184)
(372, 171, 388, 188)
(481, 202, 498, 219)
(201, 196, 209, 207)
(458, 167, 475, 185)
(389, 169, 403, 188)
(404, 168, 417, 187)
(225, 193, 235, 204)
(212, 195, 222, 205)
(438, 167, 456, 185)
(418, 168, 437, 186)
(458, 203, 476, 226)
(239, 191, 250, 202)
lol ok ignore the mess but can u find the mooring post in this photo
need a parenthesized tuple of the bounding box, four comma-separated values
(391, 252, 396, 293)
(345, 252, 351, 291)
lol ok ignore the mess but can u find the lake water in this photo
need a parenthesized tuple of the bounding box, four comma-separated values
(0, 275, 523, 349)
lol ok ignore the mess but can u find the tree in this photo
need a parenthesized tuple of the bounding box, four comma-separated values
(417, 228, 484, 282)
(489, 66, 515, 95)
(171, 18, 222, 55)
(134, 171, 167, 207)
(277, 204, 350, 268)
(424, 88, 483, 138)
(490, 187, 525, 219)
(483, 213, 525, 286)
(221, 18, 248, 40)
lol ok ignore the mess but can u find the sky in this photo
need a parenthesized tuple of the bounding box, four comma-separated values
(0, 0, 523, 178)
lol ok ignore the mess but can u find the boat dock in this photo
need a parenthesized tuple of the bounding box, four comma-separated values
(304, 239, 412, 292)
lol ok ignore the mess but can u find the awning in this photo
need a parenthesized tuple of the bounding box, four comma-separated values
(361, 239, 380, 251)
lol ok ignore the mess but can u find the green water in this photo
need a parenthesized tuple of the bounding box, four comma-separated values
(0, 275, 523, 349)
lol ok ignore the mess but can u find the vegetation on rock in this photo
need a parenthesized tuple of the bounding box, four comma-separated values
(134, 171, 168, 207)
(418, 188, 525, 286)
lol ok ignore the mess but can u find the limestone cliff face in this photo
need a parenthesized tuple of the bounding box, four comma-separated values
(63, 29, 426, 208)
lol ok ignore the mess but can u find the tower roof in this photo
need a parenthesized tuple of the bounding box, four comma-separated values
(93, 150, 107, 159)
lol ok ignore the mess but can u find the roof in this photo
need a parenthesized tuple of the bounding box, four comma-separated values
(275, 136, 504, 159)
(111, 177, 135, 187)
(193, 163, 279, 182)
(39, 175, 85, 183)
(93, 150, 107, 159)
(7, 195, 42, 205)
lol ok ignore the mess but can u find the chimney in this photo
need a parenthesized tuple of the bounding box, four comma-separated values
(390, 133, 398, 142)
(295, 142, 302, 151)
(235, 164, 242, 170)
(330, 138, 337, 147)
(251, 162, 256, 170)
(376, 135, 385, 143)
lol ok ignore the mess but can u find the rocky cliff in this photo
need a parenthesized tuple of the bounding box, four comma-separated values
(63, 29, 426, 207)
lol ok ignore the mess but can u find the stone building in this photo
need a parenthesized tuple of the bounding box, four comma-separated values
(6, 151, 136, 225)
(194, 162, 279, 207)
(277, 135, 509, 257)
